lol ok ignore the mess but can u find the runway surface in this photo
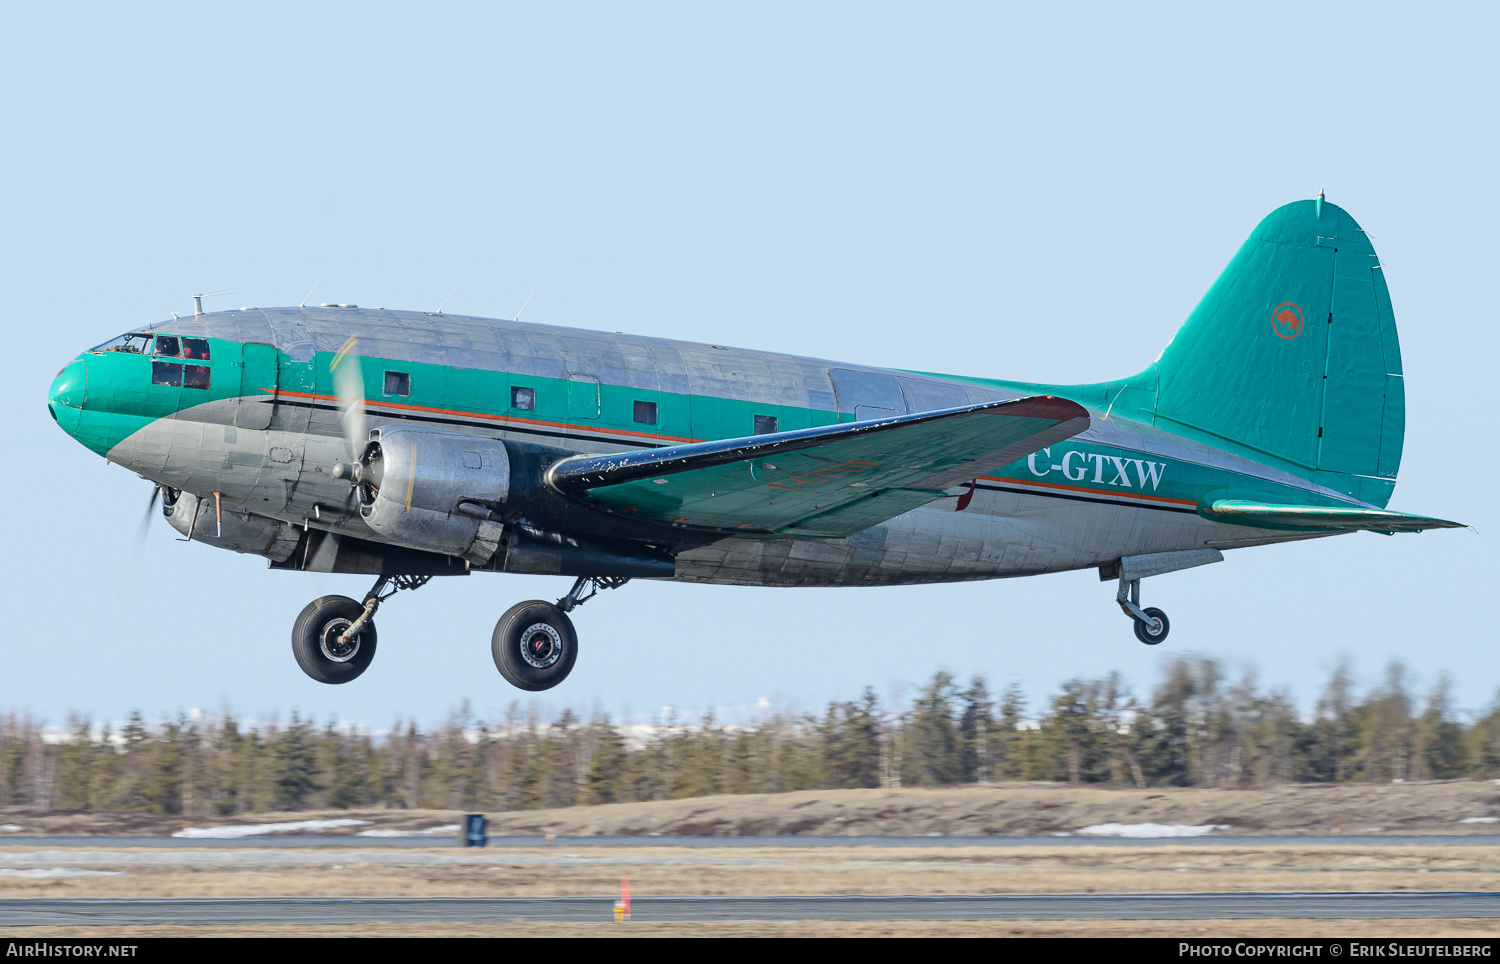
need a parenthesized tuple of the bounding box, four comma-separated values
(3, 893, 1499, 924)
(6, 834, 1500, 849)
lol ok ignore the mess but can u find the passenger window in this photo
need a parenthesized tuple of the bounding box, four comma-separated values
(154, 335, 181, 357)
(383, 371, 410, 396)
(182, 338, 210, 360)
(633, 400, 658, 425)
(511, 386, 535, 411)
(183, 365, 211, 390)
(151, 361, 183, 387)
(755, 415, 779, 435)
(92, 332, 153, 354)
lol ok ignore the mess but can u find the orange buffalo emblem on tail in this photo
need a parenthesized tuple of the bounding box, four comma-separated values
(1272, 302, 1304, 339)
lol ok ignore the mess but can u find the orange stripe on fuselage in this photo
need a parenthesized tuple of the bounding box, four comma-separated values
(269, 390, 1195, 506)
(272, 390, 699, 445)
(979, 474, 1197, 507)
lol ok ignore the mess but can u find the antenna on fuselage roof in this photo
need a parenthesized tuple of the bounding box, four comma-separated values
(435, 285, 460, 315)
(299, 276, 323, 308)
(192, 290, 233, 316)
(513, 291, 535, 321)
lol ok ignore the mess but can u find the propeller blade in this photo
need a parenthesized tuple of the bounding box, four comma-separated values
(113, 484, 161, 608)
(330, 335, 368, 462)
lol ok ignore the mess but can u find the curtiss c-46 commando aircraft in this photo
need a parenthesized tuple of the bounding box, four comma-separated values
(48, 197, 1461, 690)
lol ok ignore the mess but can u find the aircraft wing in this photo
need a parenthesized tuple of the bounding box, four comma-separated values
(547, 396, 1090, 538)
(1201, 500, 1464, 534)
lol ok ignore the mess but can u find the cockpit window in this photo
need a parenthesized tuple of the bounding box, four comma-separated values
(182, 338, 210, 360)
(154, 335, 181, 357)
(91, 332, 153, 354)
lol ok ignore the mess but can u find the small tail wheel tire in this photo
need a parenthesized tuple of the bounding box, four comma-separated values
(292, 595, 378, 683)
(493, 600, 578, 691)
(1133, 606, 1170, 645)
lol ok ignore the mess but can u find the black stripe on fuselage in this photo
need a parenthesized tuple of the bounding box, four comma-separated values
(277, 398, 673, 451)
(974, 480, 1198, 514)
(278, 399, 1198, 516)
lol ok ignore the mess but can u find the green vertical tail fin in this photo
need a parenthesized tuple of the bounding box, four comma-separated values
(1110, 197, 1404, 506)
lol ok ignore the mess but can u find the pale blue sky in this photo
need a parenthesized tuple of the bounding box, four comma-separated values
(2, 2, 1494, 728)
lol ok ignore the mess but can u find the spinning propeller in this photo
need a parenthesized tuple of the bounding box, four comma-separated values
(330, 335, 367, 475)
(328, 336, 382, 500)
(113, 483, 164, 607)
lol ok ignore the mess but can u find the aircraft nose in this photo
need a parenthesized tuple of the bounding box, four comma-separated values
(48, 358, 86, 427)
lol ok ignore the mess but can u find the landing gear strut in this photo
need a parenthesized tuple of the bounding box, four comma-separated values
(492, 576, 629, 691)
(1116, 574, 1170, 645)
(291, 574, 431, 684)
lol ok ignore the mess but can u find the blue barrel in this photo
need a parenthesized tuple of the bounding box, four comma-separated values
(463, 813, 487, 848)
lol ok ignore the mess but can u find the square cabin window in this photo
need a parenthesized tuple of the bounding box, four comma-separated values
(511, 386, 535, 411)
(183, 365, 211, 390)
(154, 335, 181, 357)
(754, 414, 779, 435)
(633, 400, 658, 425)
(151, 361, 182, 387)
(182, 337, 210, 360)
(384, 371, 410, 396)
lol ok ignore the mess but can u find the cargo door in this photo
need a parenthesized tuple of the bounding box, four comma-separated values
(237, 343, 278, 430)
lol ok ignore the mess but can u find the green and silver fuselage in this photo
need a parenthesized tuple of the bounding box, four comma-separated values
(47, 305, 1366, 587)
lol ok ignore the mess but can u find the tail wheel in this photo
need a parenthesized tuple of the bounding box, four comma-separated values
(1133, 607, 1170, 645)
(493, 600, 578, 691)
(292, 595, 378, 683)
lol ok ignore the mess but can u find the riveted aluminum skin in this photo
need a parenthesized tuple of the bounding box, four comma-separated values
(359, 427, 511, 562)
(163, 490, 301, 562)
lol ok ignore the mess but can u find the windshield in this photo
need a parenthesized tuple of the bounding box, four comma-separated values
(90, 332, 153, 355)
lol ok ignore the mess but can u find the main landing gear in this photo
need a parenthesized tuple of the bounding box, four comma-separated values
(291, 574, 627, 689)
(291, 575, 430, 683)
(491, 576, 629, 691)
(1116, 574, 1170, 646)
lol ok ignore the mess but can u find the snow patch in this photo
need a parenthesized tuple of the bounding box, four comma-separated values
(1461, 817, 1500, 824)
(0, 868, 124, 878)
(172, 818, 371, 838)
(1077, 823, 1231, 838)
(0, 825, 22, 832)
(356, 825, 462, 837)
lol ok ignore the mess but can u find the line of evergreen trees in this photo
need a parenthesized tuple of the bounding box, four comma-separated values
(4, 656, 1499, 816)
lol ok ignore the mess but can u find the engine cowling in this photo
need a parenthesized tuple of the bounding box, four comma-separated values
(163, 490, 301, 561)
(357, 427, 510, 564)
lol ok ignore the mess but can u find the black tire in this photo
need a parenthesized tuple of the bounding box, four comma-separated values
(292, 595, 377, 683)
(492, 600, 578, 691)
(1133, 606, 1170, 645)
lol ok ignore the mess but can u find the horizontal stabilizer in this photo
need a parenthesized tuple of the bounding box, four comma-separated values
(1201, 500, 1463, 534)
(548, 396, 1090, 537)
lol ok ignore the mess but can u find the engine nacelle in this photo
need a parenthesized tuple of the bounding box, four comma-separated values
(163, 490, 301, 562)
(358, 427, 510, 564)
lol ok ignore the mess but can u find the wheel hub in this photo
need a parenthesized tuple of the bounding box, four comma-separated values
(319, 619, 362, 662)
(519, 622, 563, 669)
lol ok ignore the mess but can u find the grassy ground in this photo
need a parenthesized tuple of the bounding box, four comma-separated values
(5, 784, 1498, 936)
(6, 781, 1500, 838)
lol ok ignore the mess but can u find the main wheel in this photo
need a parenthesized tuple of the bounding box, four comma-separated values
(1133, 606, 1170, 645)
(292, 595, 378, 683)
(492, 600, 578, 691)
